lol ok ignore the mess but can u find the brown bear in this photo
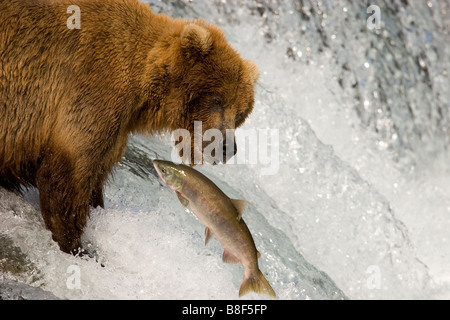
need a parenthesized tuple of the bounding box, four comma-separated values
(0, 0, 259, 254)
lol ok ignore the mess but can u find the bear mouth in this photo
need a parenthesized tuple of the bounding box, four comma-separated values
(199, 135, 237, 165)
(173, 128, 237, 166)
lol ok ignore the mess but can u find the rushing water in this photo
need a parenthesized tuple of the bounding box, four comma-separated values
(1, 0, 449, 299)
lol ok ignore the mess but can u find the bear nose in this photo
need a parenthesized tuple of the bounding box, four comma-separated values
(223, 138, 237, 162)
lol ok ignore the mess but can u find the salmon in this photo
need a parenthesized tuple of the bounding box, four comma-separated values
(153, 159, 276, 298)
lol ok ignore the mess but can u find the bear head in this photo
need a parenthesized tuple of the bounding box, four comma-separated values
(145, 21, 260, 165)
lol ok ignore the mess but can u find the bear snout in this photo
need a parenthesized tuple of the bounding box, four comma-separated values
(223, 137, 237, 163)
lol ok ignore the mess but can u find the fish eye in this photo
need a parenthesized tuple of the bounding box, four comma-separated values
(161, 168, 166, 174)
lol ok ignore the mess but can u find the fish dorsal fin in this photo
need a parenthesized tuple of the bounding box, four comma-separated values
(223, 249, 241, 264)
(230, 199, 248, 220)
(176, 191, 189, 207)
(205, 227, 214, 245)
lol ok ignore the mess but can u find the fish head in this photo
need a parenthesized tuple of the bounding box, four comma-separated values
(153, 160, 186, 192)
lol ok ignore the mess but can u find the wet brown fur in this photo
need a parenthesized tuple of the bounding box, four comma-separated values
(0, 0, 259, 253)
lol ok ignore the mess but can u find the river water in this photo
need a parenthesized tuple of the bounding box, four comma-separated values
(0, 0, 449, 299)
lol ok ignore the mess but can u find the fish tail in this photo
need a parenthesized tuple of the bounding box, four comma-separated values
(239, 269, 276, 298)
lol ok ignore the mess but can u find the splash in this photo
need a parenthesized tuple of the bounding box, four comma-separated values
(1, 0, 449, 299)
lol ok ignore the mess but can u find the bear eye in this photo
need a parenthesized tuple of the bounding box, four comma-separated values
(211, 96, 223, 108)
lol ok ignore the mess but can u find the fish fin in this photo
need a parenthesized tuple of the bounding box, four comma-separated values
(239, 270, 276, 298)
(205, 227, 214, 245)
(222, 249, 241, 264)
(176, 192, 189, 207)
(257, 251, 261, 259)
(230, 199, 248, 220)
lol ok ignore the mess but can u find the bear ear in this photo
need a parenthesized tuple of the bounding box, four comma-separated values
(180, 23, 213, 60)
(244, 60, 260, 84)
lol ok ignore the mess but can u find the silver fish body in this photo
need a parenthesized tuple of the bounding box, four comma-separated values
(153, 159, 276, 298)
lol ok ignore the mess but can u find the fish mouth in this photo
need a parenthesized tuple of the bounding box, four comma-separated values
(152, 159, 165, 182)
